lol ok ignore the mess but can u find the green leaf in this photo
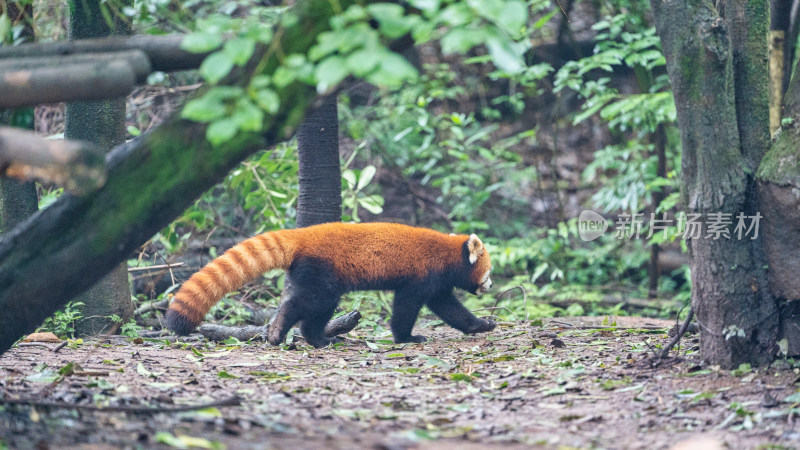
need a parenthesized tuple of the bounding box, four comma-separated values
(136, 362, 154, 379)
(366, 53, 418, 88)
(223, 38, 256, 66)
(346, 48, 383, 77)
(217, 370, 239, 379)
(315, 55, 349, 93)
(254, 88, 280, 115)
(408, 0, 440, 15)
(207, 118, 239, 146)
(367, 3, 418, 39)
(154, 431, 187, 448)
(357, 165, 377, 190)
(440, 27, 487, 55)
(485, 28, 523, 73)
(233, 99, 264, 132)
(182, 97, 225, 123)
(494, 0, 528, 37)
(272, 66, 297, 88)
(181, 32, 223, 53)
(342, 169, 357, 189)
(359, 196, 384, 214)
(181, 86, 244, 123)
(0, 13, 10, 43)
(450, 373, 473, 382)
(200, 51, 235, 84)
(783, 392, 800, 403)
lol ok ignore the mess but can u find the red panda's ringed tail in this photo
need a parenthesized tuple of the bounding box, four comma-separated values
(165, 231, 296, 335)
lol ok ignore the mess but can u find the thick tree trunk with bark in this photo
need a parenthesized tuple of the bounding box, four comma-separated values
(651, 0, 777, 367)
(296, 97, 342, 227)
(273, 96, 344, 339)
(0, 0, 362, 354)
(757, 28, 800, 354)
(0, 0, 38, 234)
(66, 0, 134, 336)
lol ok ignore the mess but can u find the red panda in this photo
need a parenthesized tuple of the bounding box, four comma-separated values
(165, 222, 495, 347)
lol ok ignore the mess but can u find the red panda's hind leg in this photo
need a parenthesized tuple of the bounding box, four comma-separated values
(427, 290, 496, 335)
(267, 278, 340, 348)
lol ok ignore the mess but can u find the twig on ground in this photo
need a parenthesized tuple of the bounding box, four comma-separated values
(471, 307, 518, 322)
(657, 306, 695, 361)
(127, 262, 184, 272)
(16, 343, 56, 350)
(491, 285, 527, 321)
(52, 341, 68, 352)
(0, 395, 241, 413)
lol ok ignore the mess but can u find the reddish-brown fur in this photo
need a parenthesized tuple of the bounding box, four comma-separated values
(166, 222, 493, 345)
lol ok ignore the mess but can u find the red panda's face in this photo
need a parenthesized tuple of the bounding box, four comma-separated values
(467, 234, 492, 294)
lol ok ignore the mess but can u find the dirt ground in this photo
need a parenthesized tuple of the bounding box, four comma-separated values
(1, 316, 799, 449)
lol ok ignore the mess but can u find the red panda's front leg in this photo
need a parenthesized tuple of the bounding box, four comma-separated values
(427, 290, 496, 335)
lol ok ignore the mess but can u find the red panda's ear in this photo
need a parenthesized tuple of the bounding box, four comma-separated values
(467, 234, 484, 264)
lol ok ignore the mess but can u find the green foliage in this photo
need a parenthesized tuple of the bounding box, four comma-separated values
(148, 0, 687, 328)
(553, 14, 680, 216)
(109, 314, 143, 337)
(342, 165, 384, 221)
(38, 301, 85, 339)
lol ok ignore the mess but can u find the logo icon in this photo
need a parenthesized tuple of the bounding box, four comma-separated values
(578, 210, 608, 241)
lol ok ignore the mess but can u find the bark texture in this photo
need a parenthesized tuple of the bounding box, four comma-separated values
(0, 0, 38, 235)
(756, 13, 800, 353)
(66, 0, 134, 337)
(0, 0, 360, 354)
(296, 97, 342, 227)
(651, 0, 776, 367)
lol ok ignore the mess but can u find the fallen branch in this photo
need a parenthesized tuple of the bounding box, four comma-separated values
(133, 299, 169, 317)
(0, 394, 241, 413)
(195, 310, 362, 342)
(0, 59, 138, 108)
(0, 126, 106, 193)
(0, 50, 152, 83)
(0, 35, 209, 73)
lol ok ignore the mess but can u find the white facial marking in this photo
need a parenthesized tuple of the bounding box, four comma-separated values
(476, 270, 492, 294)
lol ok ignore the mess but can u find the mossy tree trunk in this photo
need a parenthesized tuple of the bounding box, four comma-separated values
(66, 0, 134, 336)
(757, 21, 800, 355)
(651, 0, 777, 368)
(0, 0, 366, 354)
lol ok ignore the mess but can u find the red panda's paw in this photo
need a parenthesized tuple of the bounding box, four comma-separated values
(306, 336, 340, 348)
(467, 318, 496, 334)
(394, 334, 427, 344)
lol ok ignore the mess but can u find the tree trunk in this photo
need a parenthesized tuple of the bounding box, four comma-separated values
(0, 0, 38, 234)
(757, 20, 800, 354)
(66, 0, 134, 336)
(0, 0, 368, 354)
(651, 0, 777, 367)
(296, 97, 342, 227)
(273, 97, 342, 335)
